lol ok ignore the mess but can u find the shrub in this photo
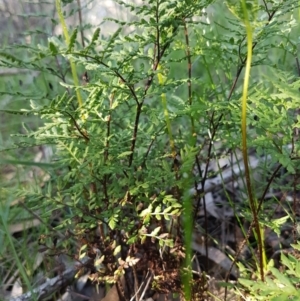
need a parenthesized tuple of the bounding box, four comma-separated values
(1, 0, 300, 300)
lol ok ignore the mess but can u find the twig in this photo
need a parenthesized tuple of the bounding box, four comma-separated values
(8, 257, 90, 301)
(76, 0, 85, 47)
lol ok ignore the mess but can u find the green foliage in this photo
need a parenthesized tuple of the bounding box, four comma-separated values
(239, 246, 300, 300)
(1, 0, 300, 299)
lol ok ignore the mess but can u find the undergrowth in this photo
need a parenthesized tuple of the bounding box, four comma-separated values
(1, 0, 300, 300)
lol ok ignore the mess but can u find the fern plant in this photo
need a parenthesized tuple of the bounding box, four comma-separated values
(1, 0, 300, 300)
(238, 245, 300, 301)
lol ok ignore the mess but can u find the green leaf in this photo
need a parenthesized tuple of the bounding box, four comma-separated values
(164, 239, 174, 247)
(0, 52, 20, 63)
(270, 267, 294, 289)
(86, 27, 100, 51)
(291, 242, 300, 251)
(117, 151, 132, 158)
(295, 259, 300, 278)
(163, 206, 172, 214)
(101, 27, 122, 59)
(109, 216, 117, 230)
(49, 41, 58, 55)
(150, 226, 161, 236)
(154, 205, 161, 214)
(68, 27, 78, 52)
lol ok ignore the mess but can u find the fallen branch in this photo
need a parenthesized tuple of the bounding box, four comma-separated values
(8, 257, 90, 301)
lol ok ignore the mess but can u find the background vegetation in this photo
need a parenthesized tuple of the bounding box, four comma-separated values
(0, 1, 300, 300)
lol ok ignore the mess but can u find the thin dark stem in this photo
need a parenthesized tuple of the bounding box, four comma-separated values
(296, 57, 300, 76)
(141, 127, 165, 168)
(18, 200, 67, 240)
(193, 155, 203, 222)
(183, 18, 195, 140)
(103, 92, 114, 200)
(73, 52, 139, 105)
(243, 145, 264, 281)
(155, 0, 160, 64)
(76, 0, 85, 47)
(257, 164, 282, 213)
(200, 113, 217, 271)
(63, 111, 89, 142)
(129, 0, 180, 166)
(129, 102, 142, 167)
(293, 57, 300, 242)
(262, 0, 270, 17)
(238, 37, 246, 63)
(292, 174, 298, 243)
(183, 21, 192, 105)
(104, 93, 113, 161)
